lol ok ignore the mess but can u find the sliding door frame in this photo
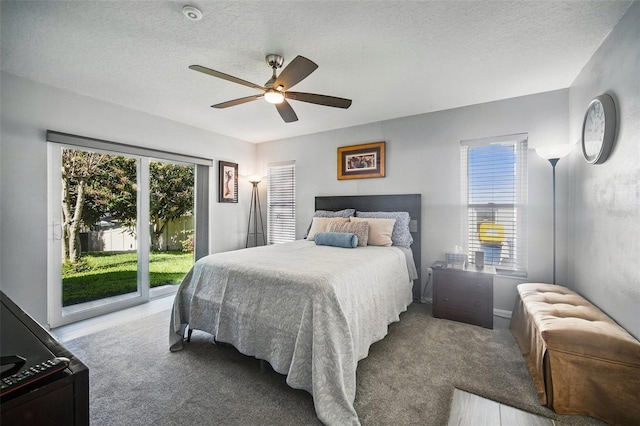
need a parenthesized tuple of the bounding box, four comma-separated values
(46, 131, 212, 328)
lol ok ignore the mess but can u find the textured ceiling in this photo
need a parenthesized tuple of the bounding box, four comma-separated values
(0, 1, 631, 143)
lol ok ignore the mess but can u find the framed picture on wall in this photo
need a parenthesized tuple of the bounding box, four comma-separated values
(337, 141, 386, 180)
(218, 161, 238, 203)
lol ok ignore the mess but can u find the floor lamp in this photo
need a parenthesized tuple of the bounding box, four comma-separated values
(246, 175, 266, 248)
(535, 145, 574, 284)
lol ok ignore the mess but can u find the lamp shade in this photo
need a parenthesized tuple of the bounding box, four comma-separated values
(535, 144, 574, 160)
(248, 175, 262, 184)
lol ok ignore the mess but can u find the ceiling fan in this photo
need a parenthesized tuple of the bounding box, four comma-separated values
(189, 54, 352, 123)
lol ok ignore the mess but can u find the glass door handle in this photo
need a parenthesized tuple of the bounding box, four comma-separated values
(53, 223, 63, 240)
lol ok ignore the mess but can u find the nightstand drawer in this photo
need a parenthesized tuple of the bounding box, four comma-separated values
(436, 289, 490, 313)
(436, 273, 491, 294)
(431, 262, 495, 329)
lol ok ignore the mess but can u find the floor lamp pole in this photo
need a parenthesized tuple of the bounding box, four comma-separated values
(535, 144, 573, 286)
(246, 181, 265, 248)
(549, 158, 559, 284)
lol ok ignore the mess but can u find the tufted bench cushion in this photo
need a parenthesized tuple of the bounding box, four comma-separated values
(510, 283, 640, 426)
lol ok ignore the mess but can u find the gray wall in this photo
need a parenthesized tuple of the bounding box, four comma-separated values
(0, 72, 256, 325)
(567, 2, 640, 339)
(256, 89, 571, 313)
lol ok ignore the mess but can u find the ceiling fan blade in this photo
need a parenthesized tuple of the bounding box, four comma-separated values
(275, 100, 298, 123)
(286, 92, 352, 109)
(273, 56, 318, 91)
(212, 94, 263, 109)
(189, 65, 264, 90)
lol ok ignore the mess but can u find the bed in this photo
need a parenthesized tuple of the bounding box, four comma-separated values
(169, 194, 421, 425)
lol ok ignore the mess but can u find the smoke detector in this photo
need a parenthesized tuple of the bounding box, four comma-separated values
(182, 6, 202, 21)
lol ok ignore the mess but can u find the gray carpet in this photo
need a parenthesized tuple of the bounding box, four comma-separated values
(65, 303, 605, 425)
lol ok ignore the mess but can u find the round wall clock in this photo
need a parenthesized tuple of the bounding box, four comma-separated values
(581, 94, 616, 164)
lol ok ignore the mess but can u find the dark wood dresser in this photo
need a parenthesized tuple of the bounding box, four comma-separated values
(1, 291, 89, 426)
(432, 263, 495, 329)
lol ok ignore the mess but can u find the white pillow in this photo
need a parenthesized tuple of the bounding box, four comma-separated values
(306, 217, 349, 241)
(350, 217, 395, 246)
(355, 211, 413, 248)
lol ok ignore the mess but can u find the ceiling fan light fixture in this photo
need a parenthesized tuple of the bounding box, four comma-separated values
(264, 89, 285, 104)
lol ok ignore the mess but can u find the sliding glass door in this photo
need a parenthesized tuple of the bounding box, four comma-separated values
(48, 141, 204, 328)
(147, 159, 196, 298)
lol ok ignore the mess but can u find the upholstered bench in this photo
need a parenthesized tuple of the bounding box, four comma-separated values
(510, 283, 640, 426)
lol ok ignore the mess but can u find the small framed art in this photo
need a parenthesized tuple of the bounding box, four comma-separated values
(218, 161, 238, 203)
(337, 141, 385, 180)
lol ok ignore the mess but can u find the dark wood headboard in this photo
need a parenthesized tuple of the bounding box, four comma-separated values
(315, 194, 421, 301)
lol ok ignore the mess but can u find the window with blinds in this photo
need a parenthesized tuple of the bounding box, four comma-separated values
(267, 162, 296, 244)
(460, 134, 528, 275)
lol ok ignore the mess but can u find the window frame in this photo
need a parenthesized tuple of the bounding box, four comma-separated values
(460, 134, 528, 276)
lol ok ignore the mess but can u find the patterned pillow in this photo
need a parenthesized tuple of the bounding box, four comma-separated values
(327, 221, 369, 247)
(304, 209, 356, 238)
(355, 211, 413, 247)
(306, 217, 350, 241)
(349, 217, 395, 247)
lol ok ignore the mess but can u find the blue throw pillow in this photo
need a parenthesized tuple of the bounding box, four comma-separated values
(314, 232, 359, 248)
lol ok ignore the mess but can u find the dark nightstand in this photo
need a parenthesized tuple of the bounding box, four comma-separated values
(431, 262, 495, 329)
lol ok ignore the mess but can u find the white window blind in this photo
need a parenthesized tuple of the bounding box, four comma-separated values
(267, 162, 296, 244)
(460, 134, 528, 275)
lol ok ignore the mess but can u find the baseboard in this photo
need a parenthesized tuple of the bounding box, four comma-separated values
(493, 308, 512, 319)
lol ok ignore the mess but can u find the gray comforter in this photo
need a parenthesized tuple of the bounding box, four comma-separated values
(169, 240, 413, 425)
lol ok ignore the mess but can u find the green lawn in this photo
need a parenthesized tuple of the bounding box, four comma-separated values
(62, 251, 193, 306)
